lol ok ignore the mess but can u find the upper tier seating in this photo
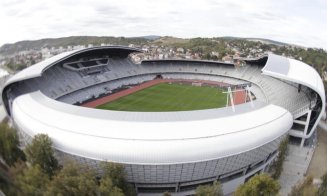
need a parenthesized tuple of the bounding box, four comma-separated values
(10, 58, 313, 117)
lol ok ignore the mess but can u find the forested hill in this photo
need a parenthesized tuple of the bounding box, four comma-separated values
(0, 36, 151, 56)
(1, 36, 326, 80)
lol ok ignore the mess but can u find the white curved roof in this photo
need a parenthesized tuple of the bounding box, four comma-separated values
(12, 91, 292, 164)
(4, 46, 141, 87)
(5, 50, 78, 86)
(262, 53, 325, 138)
(262, 54, 324, 98)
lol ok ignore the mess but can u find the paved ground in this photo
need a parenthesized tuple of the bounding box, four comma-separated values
(279, 144, 314, 196)
(279, 122, 327, 195)
(318, 119, 327, 131)
(307, 127, 327, 178)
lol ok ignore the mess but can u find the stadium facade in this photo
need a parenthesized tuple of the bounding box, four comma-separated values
(1, 46, 325, 195)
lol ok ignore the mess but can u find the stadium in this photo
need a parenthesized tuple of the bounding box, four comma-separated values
(1, 46, 325, 195)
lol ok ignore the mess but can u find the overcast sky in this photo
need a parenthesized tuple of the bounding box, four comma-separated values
(0, 0, 326, 49)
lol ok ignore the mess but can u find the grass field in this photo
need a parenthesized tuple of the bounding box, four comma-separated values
(96, 83, 227, 112)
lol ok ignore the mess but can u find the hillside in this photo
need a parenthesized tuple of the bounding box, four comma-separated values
(0, 36, 151, 56)
(0, 36, 300, 56)
(153, 36, 189, 45)
(1, 36, 326, 81)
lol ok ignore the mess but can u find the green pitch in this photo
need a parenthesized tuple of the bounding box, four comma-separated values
(96, 83, 227, 112)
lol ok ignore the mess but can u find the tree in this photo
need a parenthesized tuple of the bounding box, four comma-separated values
(163, 192, 172, 196)
(0, 122, 25, 166)
(196, 181, 223, 196)
(14, 164, 50, 196)
(0, 164, 12, 194)
(318, 172, 327, 196)
(101, 162, 135, 196)
(0, 160, 27, 195)
(24, 134, 59, 177)
(234, 173, 280, 196)
(45, 160, 98, 196)
(5, 60, 26, 71)
(290, 176, 317, 196)
(271, 136, 289, 179)
(99, 176, 124, 196)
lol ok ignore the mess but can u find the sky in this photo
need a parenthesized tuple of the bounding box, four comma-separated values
(0, 0, 326, 49)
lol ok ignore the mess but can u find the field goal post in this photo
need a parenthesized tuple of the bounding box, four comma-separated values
(222, 83, 254, 112)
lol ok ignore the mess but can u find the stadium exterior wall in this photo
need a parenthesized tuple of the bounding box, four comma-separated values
(13, 116, 287, 195)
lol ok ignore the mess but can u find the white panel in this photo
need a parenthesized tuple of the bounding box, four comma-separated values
(12, 91, 293, 164)
(262, 54, 325, 138)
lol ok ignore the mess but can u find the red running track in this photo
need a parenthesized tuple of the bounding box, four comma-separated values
(233, 90, 247, 105)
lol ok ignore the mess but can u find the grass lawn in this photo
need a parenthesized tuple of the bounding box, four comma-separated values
(96, 83, 227, 112)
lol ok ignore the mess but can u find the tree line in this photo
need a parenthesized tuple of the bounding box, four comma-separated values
(0, 122, 135, 196)
(1, 121, 327, 196)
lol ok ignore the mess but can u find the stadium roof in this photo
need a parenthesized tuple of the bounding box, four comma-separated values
(142, 59, 235, 66)
(3, 46, 141, 87)
(12, 91, 292, 164)
(262, 53, 325, 138)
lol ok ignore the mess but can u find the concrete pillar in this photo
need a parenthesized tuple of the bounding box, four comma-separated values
(175, 183, 179, 192)
(301, 110, 312, 147)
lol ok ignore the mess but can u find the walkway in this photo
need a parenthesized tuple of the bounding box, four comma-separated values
(307, 128, 327, 178)
(279, 144, 314, 195)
